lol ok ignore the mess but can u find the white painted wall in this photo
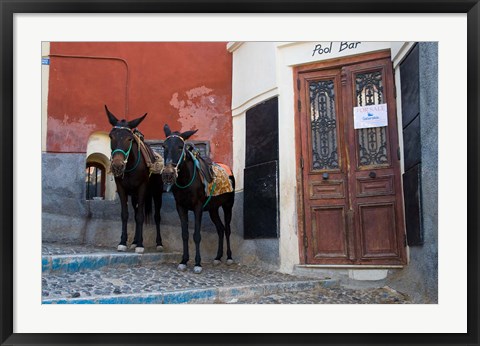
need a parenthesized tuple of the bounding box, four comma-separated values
(231, 114, 246, 191)
(230, 42, 278, 112)
(230, 41, 414, 273)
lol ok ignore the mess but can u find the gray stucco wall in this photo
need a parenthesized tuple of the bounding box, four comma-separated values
(42, 152, 279, 268)
(386, 43, 438, 303)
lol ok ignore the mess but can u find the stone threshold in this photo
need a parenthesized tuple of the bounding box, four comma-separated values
(296, 264, 404, 269)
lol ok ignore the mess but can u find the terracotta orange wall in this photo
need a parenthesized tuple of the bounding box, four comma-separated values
(47, 42, 233, 166)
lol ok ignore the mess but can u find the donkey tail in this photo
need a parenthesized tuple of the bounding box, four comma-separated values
(229, 175, 236, 191)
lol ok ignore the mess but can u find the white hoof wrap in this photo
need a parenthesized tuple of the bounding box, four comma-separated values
(130, 244, 137, 250)
(117, 245, 127, 252)
(177, 264, 187, 271)
(193, 266, 203, 274)
(213, 260, 221, 266)
(135, 247, 144, 254)
(156, 245, 164, 252)
(226, 259, 234, 265)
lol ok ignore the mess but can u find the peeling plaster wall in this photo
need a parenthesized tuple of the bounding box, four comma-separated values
(46, 42, 232, 166)
(47, 115, 97, 152)
(170, 86, 231, 163)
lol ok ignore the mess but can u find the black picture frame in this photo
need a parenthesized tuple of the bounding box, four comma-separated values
(1, 1, 479, 345)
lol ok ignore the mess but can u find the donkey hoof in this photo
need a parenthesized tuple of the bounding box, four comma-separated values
(193, 266, 203, 274)
(135, 247, 144, 254)
(213, 259, 221, 266)
(177, 264, 187, 271)
(117, 245, 127, 252)
(156, 245, 164, 252)
(226, 259, 234, 266)
(130, 244, 137, 250)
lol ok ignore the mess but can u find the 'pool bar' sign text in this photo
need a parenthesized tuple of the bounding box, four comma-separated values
(353, 104, 388, 129)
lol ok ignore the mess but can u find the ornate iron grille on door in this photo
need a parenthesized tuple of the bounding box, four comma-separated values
(355, 71, 389, 167)
(309, 79, 339, 170)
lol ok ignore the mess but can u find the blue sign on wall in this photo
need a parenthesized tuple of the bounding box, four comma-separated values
(42, 57, 50, 65)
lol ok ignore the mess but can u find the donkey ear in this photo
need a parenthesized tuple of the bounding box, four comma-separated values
(105, 105, 119, 126)
(127, 113, 147, 129)
(164, 124, 172, 137)
(181, 129, 198, 140)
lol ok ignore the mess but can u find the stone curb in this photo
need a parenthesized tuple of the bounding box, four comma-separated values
(42, 252, 182, 274)
(42, 279, 338, 304)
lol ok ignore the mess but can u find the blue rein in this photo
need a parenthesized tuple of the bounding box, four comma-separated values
(174, 147, 197, 189)
(124, 145, 141, 173)
(111, 139, 133, 159)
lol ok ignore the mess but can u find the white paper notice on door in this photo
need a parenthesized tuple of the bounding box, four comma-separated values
(353, 103, 388, 129)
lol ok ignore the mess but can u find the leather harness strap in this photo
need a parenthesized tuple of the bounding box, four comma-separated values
(132, 132, 164, 173)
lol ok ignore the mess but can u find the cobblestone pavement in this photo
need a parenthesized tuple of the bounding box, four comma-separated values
(42, 262, 410, 304)
(42, 262, 322, 300)
(42, 243, 411, 304)
(232, 286, 410, 304)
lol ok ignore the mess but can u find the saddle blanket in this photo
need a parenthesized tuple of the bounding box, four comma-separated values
(205, 163, 234, 196)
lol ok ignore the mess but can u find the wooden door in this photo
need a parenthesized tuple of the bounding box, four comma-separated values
(296, 52, 407, 265)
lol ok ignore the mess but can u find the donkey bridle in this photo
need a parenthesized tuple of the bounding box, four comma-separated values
(110, 126, 141, 176)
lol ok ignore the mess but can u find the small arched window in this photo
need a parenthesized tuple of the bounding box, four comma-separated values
(86, 162, 105, 200)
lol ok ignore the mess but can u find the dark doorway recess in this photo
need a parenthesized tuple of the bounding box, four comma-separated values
(244, 97, 279, 239)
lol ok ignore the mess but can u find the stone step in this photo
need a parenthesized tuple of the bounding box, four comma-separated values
(42, 279, 336, 304)
(42, 251, 182, 274)
(42, 243, 182, 273)
(42, 262, 338, 304)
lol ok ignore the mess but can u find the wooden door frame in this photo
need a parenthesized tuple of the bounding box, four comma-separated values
(294, 50, 397, 265)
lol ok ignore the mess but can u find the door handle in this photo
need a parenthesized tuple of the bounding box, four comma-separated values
(322, 173, 329, 180)
(369, 171, 376, 178)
